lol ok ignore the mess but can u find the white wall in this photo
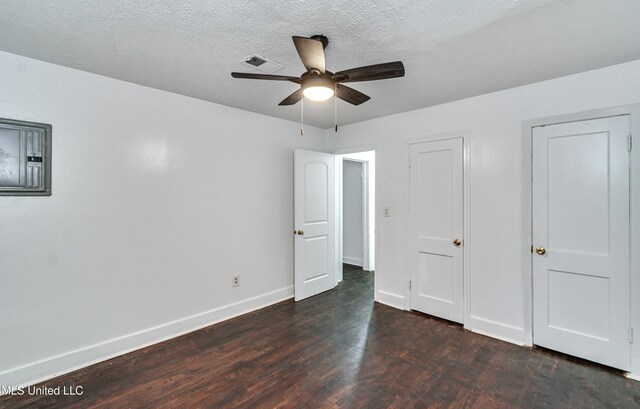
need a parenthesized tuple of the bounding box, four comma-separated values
(327, 60, 640, 349)
(0, 51, 326, 387)
(342, 160, 363, 266)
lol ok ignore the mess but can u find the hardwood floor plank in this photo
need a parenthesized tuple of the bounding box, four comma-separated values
(2, 265, 639, 408)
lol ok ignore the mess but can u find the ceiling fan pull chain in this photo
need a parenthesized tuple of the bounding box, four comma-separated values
(334, 84, 338, 133)
(300, 97, 304, 136)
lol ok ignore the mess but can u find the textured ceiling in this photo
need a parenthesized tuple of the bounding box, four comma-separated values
(1, 0, 640, 128)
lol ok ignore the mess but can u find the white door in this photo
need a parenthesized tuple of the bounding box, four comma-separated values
(532, 116, 631, 370)
(409, 138, 464, 323)
(294, 149, 335, 301)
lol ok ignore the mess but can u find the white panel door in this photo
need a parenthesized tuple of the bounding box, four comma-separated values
(409, 138, 464, 323)
(294, 149, 335, 301)
(533, 116, 631, 370)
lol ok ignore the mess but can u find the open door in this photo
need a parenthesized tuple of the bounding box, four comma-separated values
(294, 149, 336, 301)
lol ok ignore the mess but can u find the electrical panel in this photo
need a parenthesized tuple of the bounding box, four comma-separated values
(0, 118, 52, 196)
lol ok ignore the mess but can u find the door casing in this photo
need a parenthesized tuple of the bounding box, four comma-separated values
(522, 104, 640, 375)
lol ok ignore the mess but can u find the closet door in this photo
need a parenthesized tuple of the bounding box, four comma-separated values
(409, 138, 464, 323)
(532, 116, 631, 370)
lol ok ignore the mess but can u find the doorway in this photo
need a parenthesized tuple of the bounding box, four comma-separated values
(293, 149, 375, 302)
(342, 160, 365, 268)
(336, 150, 375, 286)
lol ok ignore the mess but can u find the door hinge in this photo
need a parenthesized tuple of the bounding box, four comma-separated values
(629, 327, 634, 343)
(629, 134, 633, 152)
(408, 280, 412, 291)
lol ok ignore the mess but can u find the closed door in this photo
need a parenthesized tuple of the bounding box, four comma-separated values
(294, 149, 335, 301)
(532, 116, 630, 370)
(409, 138, 464, 323)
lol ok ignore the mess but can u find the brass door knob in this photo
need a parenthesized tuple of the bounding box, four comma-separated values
(297, 230, 304, 235)
(453, 239, 462, 246)
(535, 246, 546, 255)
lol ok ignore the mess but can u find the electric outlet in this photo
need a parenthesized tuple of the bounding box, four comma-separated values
(383, 207, 391, 217)
(232, 275, 240, 287)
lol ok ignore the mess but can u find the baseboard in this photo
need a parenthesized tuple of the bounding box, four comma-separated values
(465, 315, 525, 346)
(0, 286, 293, 390)
(343, 256, 363, 267)
(376, 290, 406, 310)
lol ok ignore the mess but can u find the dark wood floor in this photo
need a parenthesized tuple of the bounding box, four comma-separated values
(3, 265, 640, 408)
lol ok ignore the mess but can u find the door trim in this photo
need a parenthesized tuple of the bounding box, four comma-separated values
(522, 105, 640, 374)
(404, 131, 471, 326)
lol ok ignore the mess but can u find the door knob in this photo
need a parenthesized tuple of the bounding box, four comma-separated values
(453, 239, 462, 247)
(297, 230, 304, 235)
(535, 246, 546, 255)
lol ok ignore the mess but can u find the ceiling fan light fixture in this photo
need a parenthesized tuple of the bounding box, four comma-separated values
(302, 76, 334, 101)
(303, 85, 334, 101)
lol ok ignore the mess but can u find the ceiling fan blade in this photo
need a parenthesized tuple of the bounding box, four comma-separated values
(278, 88, 304, 106)
(231, 72, 300, 83)
(336, 84, 370, 106)
(292, 36, 326, 73)
(334, 61, 405, 83)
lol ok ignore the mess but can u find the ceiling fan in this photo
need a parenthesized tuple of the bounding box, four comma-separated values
(231, 35, 405, 106)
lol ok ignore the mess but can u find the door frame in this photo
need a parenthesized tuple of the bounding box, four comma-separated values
(404, 131, 471, 325)
(333, 145, 377, 291)
(522, 104, 640, 375)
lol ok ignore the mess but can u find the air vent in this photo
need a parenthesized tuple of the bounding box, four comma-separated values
(239, 53, 284, 74)
(245, 56, 266, 67)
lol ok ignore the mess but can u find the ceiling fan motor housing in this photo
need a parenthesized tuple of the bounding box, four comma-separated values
(300, 70, 334, 90)
(310, 34, 329, 49)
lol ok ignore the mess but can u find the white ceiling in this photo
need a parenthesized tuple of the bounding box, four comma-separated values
(1, 0, 640, 128)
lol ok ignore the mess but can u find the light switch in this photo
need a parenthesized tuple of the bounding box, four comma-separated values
(383, 207, 391, 217)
